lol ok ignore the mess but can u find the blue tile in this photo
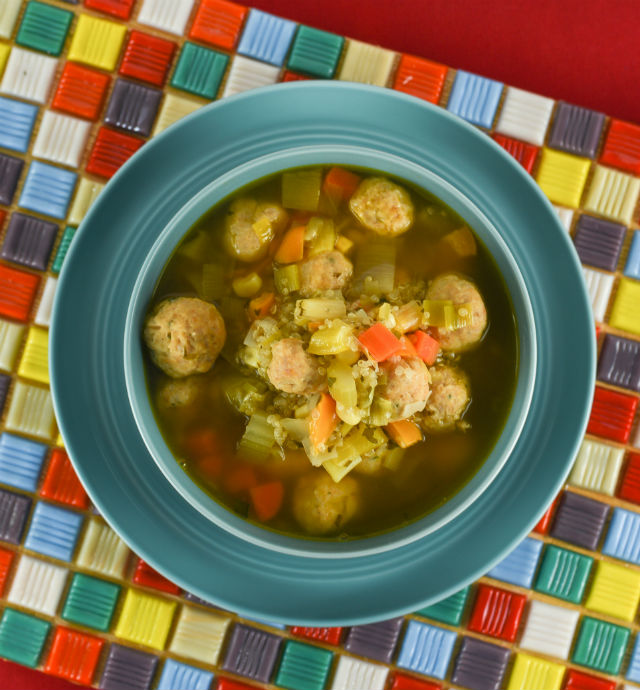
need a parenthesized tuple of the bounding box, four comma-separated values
(446, 71, 503, 128)
(0, 97, 38, 153)
(237, 9, 297, 66)
(0, 432, 47, 492)
(627, 634, 640, 683)
(486, 536, 543, 588)
(24, 501, 83, 561)
(396, 619, 456, 679)
(157, 659, 213, 690)
(625, 231, 640, 280)
(603, 508, 640, 565)
(18, 161, 77, 220)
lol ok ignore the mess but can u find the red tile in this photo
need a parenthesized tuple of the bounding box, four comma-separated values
(564, 669, 615, 690)
(40, 448, 90, 509)
(618, 452, 640, 504)
(393, 54, 448, 104)
(586, 386, 638, 444)
(0, 548, 15, 597)
(119, 30, 176, 87)
(390, 673, 441, 690)
(43, 626, 104, 686)
(282, 71, 311, 83)
(133, 558, 181, 594)
(533, 495, 560, 534)
(87, 127, 144, 179)
(492, 133, 539, 173)
(600, 119, 640, 175)
(217, 679, 259, 690)
(468, 584, 526, 642)
(290, 626, 343, 645)
(84, 0, 135, 20)
(0, 264, 40, 322)
(52, 62, 110, 121)
(189, 0, 248, 51)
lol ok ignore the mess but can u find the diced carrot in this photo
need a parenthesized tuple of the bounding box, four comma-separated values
(275, 225, 306, 264)
(396, 335, 418, 358)
(409, 330, 440, 365)
(309, 393, 339, 450)
(358, 322, 403, 362)
(184, 429, 220, 459)
(197, 455, 223, 478)
(322, 166, 361, 201)
(250, 481, 284, 522)
(385, 420, 423, 449)
(224, 465, 258, 495)
(248, 292, 275, 320)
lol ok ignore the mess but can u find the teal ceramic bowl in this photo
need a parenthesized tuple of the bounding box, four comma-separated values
(50, 82, 595, 624)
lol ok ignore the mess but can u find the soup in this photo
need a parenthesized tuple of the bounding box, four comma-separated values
(142, 166, 518, 539)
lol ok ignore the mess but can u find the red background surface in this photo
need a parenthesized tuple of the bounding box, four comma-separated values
(3, 0, 639, 688)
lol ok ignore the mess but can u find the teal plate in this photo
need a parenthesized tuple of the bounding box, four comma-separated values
(50, 82, 595, 625)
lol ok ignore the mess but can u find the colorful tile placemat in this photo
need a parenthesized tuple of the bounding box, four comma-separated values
(0, 1, 639, 689)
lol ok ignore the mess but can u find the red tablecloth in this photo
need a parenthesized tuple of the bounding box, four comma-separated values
(3, 1, 638, 688)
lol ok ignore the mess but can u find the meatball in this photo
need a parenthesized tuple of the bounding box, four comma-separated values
(379, 356, 431, 421)
(299, 250, 353, 296)
(144, 297, 226, 378)
(156, 376, 204, 410)
(426, 273, 487, 351)
(267, 338, 324, 395)
(423, 365, 470, 430)
(349, 177, 414, 236)
(224, 198, 288, 262)
(292, 472, 360, 535)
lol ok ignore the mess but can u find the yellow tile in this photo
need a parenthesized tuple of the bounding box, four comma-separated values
(68, 15, 126, 71)
(535, 148, 591, 207)
(0, 43, 10, 79)
(68, 178, 105, 226)
(56, 432, 64, 448)
(0, 318, 24, 371)
(5, 381, 56, 441)
(169, 605, 230, 664)
(18, 327, 49, 385)
(584, 165, 640, 225)
(115, 589, 176, 650)
(75, 518, 130, 579)
(585, 560, 640, 621)
(609, 277, 640, 336)
(152, 93, 203, 136)
(507, 653, 564, 690)
(338, 39, 397, 87)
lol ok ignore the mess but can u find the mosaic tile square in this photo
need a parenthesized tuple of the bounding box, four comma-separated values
(506, 653, 565, 690)
(169, 605, 230, 664)
(51, 226, 76, 274)
(221, 55, 280, 98)
(338, 39, 396, 87)
(625, 230, 640, 279)
(7, 554, 67, 615)
(171, 42, 229, 99)
(581, 267, 613, 323)
(0, 153, 24, 205)
(601, 118, 640, 174)
(565, 670, 616, 690)
(0, 43, 9, 77)
(0, 0, 22, 39)
(485, 536, 543, 587)
(534, 544, 593, 603)
(76, 517, 130, 578)
(0, 318, 25, 371)
(536, 148, 591, 207)
(467, 584, 525, 642)
(569, 438, 625, 495)
(275, 640, 333, 690)
(585, 559, 640, 621)
(67, 14, 126, 71)
(0, 608, 50, 668)
(494, 86, 555, 146)
(389, 675, 441, 690)
(0, 488, 31, 544)
(598, 334, 640, 391)
(43, 626, 103, 685)
(553, 205, 575, 231)
(414, 586, 469, 626)
(137, 0, 196, 36)
(0, 96, 38, 152)
(24, 500, 82, 561)
(519, 599, 579, 659)
(587, 385, 637, 444)
(492, 133, 539, 173)
(105, 78, 162, 136)
(0, 432, 47, 492)
(68, 178, 105, 226)
(451, 636, 509, 690)
(0, 548, 15, 596)
(626, 634, 640, 683)
(572, 616, 629, 674)
(396, 619, 456, 679)
(603, 507, 640, 564)
(330, 656, 389, 690)
(16, 1, 73, 56)
(32, 110, 91, 168)
(62, 572, 120, 631)
(290, 626, 343, 645)
(4, 381, 56, 440)
(572, 214, 626, 271)
(87, 126, 145, 179)
(18, 161, 77, 219)
(446, 70, 503, 128)
(152, 92, 203, 134)
(189, 0, 248, 51)
(39, 447, 89, 508)
(609, 278, 640, 336)
(119, 30, 177, 87)
(222, 622, 281, 682)
(393, 54, 447, 104)
(132, 558, 180, 594)
(85, 0, 135, 20)
(157, 658, 214, 690)
(237, 9, 297, 66)
(548, 102, 606, 158)
(619, 452, 640, 504)
(287, 25, 344, 78)
(100, 643, 159, 690)
(551, 491, 609, 550)
(2, 214, 58, 272)
(114, 588, 176, 650)
(344, 617, 403, 663)
(0, 47, 58, 103)
(52, 62, 110, 121)
(584, 165, 640, 225)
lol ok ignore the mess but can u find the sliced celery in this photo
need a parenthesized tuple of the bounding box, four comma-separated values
(274, 264, 300, 295)
(232, 272, 262, 298)
(294, 298, 346, 324)
(279, 417, 309, 442)
(224, 376, 268, 415)
(282, 169, 322, 211)
(369, 396, 394, 426)
(307, 217, 336, 256)
(308, 321, 354, 355)
(422, 299, 456, 328)
(323, 456, 362, 482)
(327, 359, 357, 408)
(238, 412, 275, 460)
(355, 239, 396, 295)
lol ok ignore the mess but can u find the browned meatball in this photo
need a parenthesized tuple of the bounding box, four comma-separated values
(144, 297, 226, 378)
(224, 198, 288, 262)
(292, 472, 360, 535)
(156, 376, 204, 410)
(427, 273, 487, 351)
(379, 356, 431, 421)
(267, 338, 324, 394)
(299, 250, 353, 296)
(423, 365, 470, 430)
(349, 177, 414, 236)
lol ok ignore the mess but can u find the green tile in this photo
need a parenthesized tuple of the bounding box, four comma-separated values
(16, 1, 73, 56)
(275, 640, 333, 690)
(51, 226, 76, 274)
(572, 616, 629, 674)
(62, 572, 120, 631)
(287, 25, 344, 78)
(0, 608, 50, 667)
(534, 545, 593, 603)
(415, 586, 470, 626)
(171, 42, 229, 100)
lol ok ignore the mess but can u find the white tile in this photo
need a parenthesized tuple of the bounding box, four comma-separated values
(5, 381, 57, 441)
(75, 517, 130, 578)
(582, 267, 614, 323)
(152, 93, 202, 136)
(7, 554, 67, 616)
(137, 0, 195, 35)
(331, 656, 389, 690)
(0, 319, 24, 372)
(495, 87, 555, 146)
(570, 438, 625, 495)
(552, 205, 574, 232)
(0, 0, 22, 40)
(0, 47, 58, 104)
(519, 600, 579, 659)
(222, 55, 280, 98)
(32, 111, 91, 168)
(68, 177, 104, 226)
(35, 277, 58, 328)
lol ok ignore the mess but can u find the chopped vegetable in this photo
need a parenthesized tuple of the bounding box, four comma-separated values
(275, 225, 305, 264)
(250, 481, 284, 521)
(440, 227, 477, 257)
(394, 301, 422, 333)
(201, 262, 226, 300)
(327, 359, 357, 409)
(274, 264, 300, 295)
(335, 349, 361, 366)
(238, 412, 275, 460)
(197, 455, 223, 478)
(307, 217, 336, 255)
(322, 426, 387, 482)
(224, 376, 268, 416)
(282, 169, 322, 211)
(409, 330, 440, 365)
(369, 396, 394, 426)
(322, 166, 361, 201)
(232, 272, 263, 297)
(248, 292, 275, 320)
(355, 238, 396, 295)
(358, 322, 402, 362)
(294, 298, 346, 324)
(224, 465, 258, 494)
(252, 216, 273, 243)
(184, 429, 220, 459)
(382, 447, 405, 471)
(335, 235, 354, 254)
(385, 420, 423, 448)
(309, 393, 339, 451)
(422, 299, 456, 328)
(308, 321, 354, 355)
(396, 335, 418, 358)
(323, 456, 362, 482)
